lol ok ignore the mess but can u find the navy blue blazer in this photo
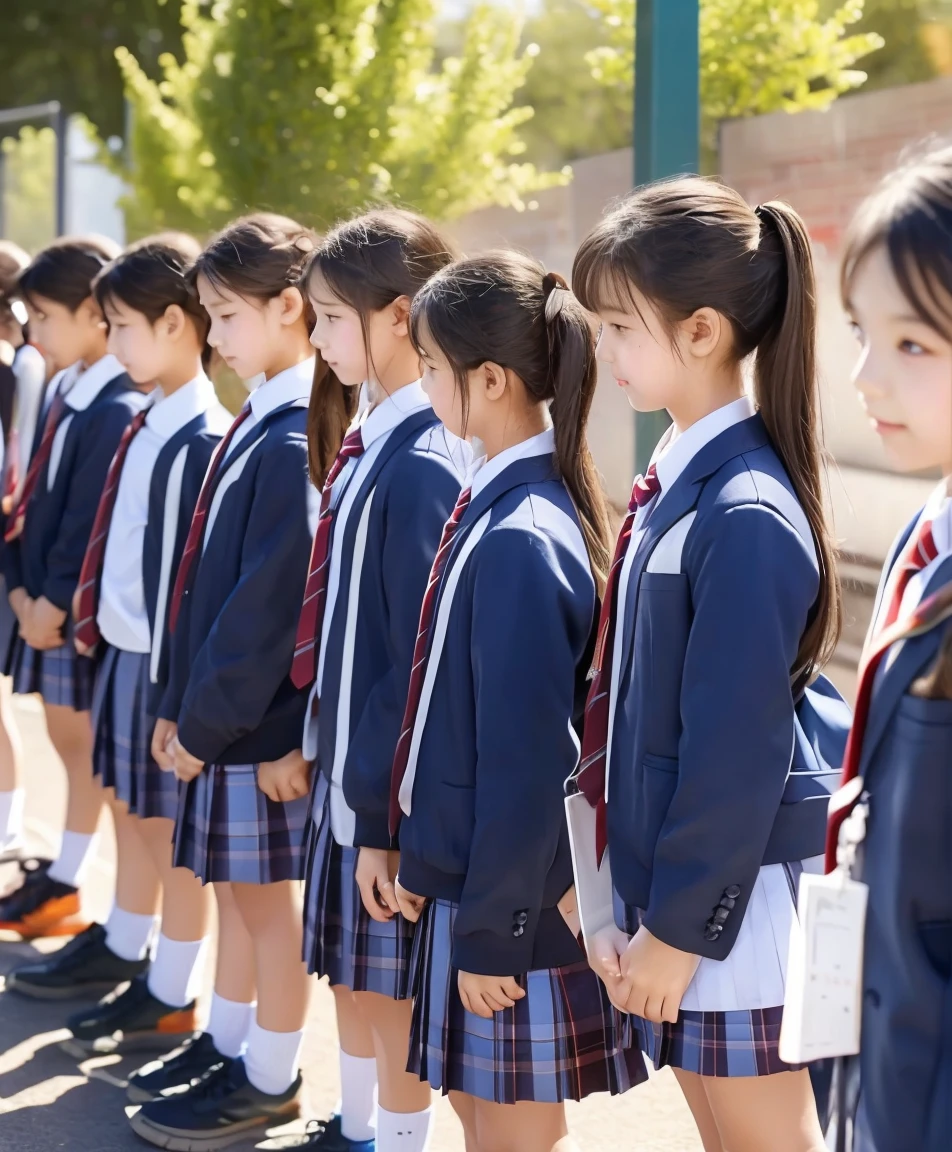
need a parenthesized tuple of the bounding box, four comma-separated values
(314, 413, 463, 849)
(848, 514, 952, 1152)
(606, 414, 851, 959)
(398, 451, 595, 976)
(159, 404, 314, 765)
(142, 413, 228, 714)
(4, 374, 146, 611)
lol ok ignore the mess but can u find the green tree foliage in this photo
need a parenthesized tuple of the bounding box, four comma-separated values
(0, 1, 183, 143)
(587, 1, 884, 157)
(1, 128, 57, 253)
(109, 0, 567, 237)
(836, 0, 952, 88)
(519, 0, 889, 164)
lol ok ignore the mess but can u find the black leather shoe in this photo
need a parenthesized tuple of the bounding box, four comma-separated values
(65, 972, 198, 1054)
(127, 1032, 232, 1103)
(6, 923, 148, 999)
(0, 858, 89, 939)
(129, 1057, 301, 1150)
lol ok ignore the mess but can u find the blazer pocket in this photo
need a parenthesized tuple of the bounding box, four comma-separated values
(433, 781, 476, 871)
(639, 754, 679, 856)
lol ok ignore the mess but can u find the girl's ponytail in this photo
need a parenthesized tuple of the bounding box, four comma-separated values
(753, 202, 840, 681)
(543, 272, 611, 594)
(307, 355, 358, 488)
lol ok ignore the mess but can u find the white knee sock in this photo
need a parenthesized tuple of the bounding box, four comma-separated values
(206, 992, 255, 1059)
(147, 934, 207, 1007)
(338, 1050, 378, 1142)
(376, 1106, 434, 1152)
(47, 831, 98, 888)
(104, 904, 158, 962)
(243, 1019, 304, 1097)
(0, 788, 25, 850)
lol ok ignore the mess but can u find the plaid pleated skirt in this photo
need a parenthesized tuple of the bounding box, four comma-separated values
(173, 761, 308, 885)
(302, 774, 414, 998)
(9, 616, 95, 710)
(407, 898, 647, 1104)
(91, 645, 179, 820)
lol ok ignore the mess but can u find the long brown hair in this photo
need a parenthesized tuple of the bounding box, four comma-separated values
(573, 176, 840, 680)
(301, 208, 457, 487)
(410, 251, 612, 591)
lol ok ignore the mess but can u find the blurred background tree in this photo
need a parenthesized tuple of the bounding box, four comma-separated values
(108, 0, 565, 236)
(0, 128, 56, 251)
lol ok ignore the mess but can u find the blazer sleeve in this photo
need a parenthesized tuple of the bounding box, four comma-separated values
(452, 527, 590, 976)
(643, 502, 819, 960)
(42, 403, 137, 611)
(175, 435, 313, 763)
(344, 455, 460, 849)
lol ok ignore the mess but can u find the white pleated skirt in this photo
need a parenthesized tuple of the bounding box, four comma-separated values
(678, 855, 824, 1013)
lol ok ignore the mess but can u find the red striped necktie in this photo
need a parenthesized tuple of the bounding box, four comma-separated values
(389, 485, 473, 834)
(168, 404, 253, 634)
(577, 464, 662, 863)
(825, 516, 939, 870)
(73, 406, 152, 649)
(4, 390, 68, 543)
(289, 428, 366, 691)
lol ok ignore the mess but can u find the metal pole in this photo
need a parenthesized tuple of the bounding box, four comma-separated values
(53, 104, 67, 237)
(633, 0, 700, 471)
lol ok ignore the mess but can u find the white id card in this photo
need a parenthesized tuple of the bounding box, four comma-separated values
(564, 793, 616, 948)
(779, 870, 868, 1064)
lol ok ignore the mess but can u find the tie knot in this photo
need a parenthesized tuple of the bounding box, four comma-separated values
(629, 465, 661, 511)
(342, 428, 365, 457)
(911, 519, 939, 571)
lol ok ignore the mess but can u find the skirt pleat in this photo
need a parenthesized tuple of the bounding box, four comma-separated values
(91, 645, 179, 820)
(9, 616, 95, 710)
(407, 898, 647, 1104)
(173, 761, 308, 885)
(302, 774, 415, 997)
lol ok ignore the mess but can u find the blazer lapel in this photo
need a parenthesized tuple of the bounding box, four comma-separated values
(859, 554, 952, 776)
(617, 414, 771, 677)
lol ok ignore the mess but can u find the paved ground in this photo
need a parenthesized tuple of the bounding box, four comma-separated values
(0, 695, 703, 1150)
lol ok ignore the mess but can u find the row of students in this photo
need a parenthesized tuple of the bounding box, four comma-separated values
(0, 150, 946, 1152)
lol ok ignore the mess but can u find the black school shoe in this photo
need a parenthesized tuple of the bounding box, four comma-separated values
(0, 858, 89, 939)
(5, 922, 148, 999)
(64, 972, 198, 1055)
(128, 1033, 232, 1103)
(129, 1057, 301, 1150)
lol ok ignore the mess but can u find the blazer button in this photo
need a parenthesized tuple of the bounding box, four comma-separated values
(864, 988, 880, 1008)
(713, 907, 730, 924)
(718, 896, 736, 911)
(514, 911, 529, 926)
(512, 925, 525, 938)
(724, 885, 741, 900)
(703, 927, 720, 942)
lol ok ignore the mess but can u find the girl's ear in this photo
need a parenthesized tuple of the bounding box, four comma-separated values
(389, 294, 412, 338)
(162, 303, 187, 341)
(482, 361, 509, 401)
(678, 306, 724, 361)
(78, 295, 106, 332)
(276, 285, 305, 327)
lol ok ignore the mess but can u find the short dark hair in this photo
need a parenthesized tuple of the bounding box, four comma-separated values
(17, 234, 121, 312)
(841, 140, 952, 341)
(93, 232, 207, 342)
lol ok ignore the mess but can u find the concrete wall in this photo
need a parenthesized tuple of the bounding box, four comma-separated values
(449, 75, 952, 564)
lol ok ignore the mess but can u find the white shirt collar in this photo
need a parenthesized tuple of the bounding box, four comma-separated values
(64, 354, 127, 412)
(653, 395, 755, 492)
(469, 427, 556, 499)
(147, 371, 219, 437)
(355, 380, 431, 448)
(248, 357, 315, 421)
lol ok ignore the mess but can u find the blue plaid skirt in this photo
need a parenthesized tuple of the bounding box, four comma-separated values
(407, 899, 647, 1104)
(91, 645, 179, 821)
(173, 761, 308, 885)
(302, 774, 414, 998)
(636, 1007, 797, 1078)
(9, 616, 95, 710)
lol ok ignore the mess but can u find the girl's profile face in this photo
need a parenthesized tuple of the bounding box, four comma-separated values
(197, 272, 293, 382)
(593, 283, 691, 415)
(25, 293, 104, 371)
(307, 269, 368, 388)
(847, 245, 952, 475)
(417, 322, 466, 439)
(103, 297, 167, 386)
